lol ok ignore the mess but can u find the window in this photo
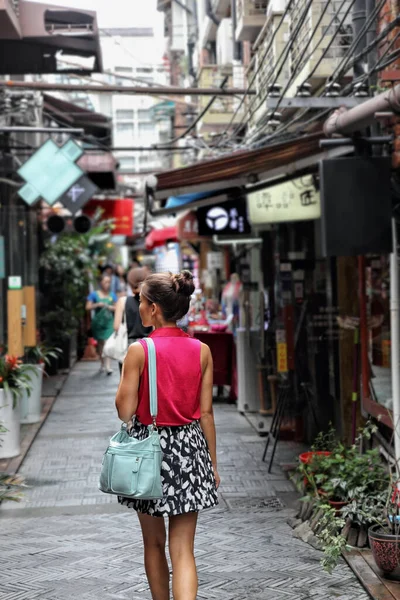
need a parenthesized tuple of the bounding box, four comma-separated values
(137, 67, 152, 74)
(118, 157, 136, 172)
(138, 109, 151, 121)
(115, 66, 132, 85)
(116, 109, 134, 120)
(138, 122, 155, 137)
(116, 122, 134, 135)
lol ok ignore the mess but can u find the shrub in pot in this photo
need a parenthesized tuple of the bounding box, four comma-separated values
(0, 355, 34, 459)
(20, 345, 61, 424)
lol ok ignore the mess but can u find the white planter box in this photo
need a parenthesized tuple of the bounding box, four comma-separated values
(0, 388, 20, 459)
(20, 365, 43, 425)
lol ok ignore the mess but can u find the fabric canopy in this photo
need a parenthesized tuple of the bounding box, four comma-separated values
(145, 226, 178, 250)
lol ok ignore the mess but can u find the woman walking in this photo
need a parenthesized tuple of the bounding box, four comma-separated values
(115, 270, 219, 600)
(86, 274, 117, 375)
(113, 267, 152, 374)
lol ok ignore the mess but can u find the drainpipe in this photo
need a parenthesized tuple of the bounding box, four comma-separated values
(391, 219, 400, 478)
(323, 83, 400, 136)
(352, 0, 366, 79)
(231, 0, 242, 61)
(365, 0, 378, 89)
(206, 0, 220, 26)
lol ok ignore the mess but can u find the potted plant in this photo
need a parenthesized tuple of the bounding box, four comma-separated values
(20, 344, 61, 424)
(299, 424, 338, 465)
(368, 483, 400, 580)
(0, 355, 34, 459)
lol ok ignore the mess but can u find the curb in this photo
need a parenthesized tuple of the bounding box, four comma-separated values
(0, 373, 68, 476)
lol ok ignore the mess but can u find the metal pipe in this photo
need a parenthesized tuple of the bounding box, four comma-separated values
(390, 218, 400, 476)
(323, 84, 400, 136)
(0, 80, 254, 97)
(0, 126, 85, 134)
(353, 0, 367, 79)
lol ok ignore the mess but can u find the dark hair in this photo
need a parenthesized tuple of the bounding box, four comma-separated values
(141, 270, 195, 322)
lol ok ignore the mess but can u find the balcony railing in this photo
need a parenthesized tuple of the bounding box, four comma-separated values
(235, 0, 267, 42)
(287, 0, 353, 95)
(246, 6, 289, 128)
(197, 65, 243, 135)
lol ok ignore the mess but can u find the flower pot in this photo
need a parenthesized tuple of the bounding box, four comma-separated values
(0, 389, 20, 459)
(20, 365, 43, 424)
(328, 498, 349, 515)
(299, 451, 331, 464)
(369, 524, 400, 580)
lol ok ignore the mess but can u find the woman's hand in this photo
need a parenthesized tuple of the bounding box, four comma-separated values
(213, 465, 221, 489)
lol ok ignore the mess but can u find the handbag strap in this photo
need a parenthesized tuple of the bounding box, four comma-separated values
(143, 338, 157, 426)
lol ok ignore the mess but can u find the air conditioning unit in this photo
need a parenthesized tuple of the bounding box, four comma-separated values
(217, 18, 233, 68)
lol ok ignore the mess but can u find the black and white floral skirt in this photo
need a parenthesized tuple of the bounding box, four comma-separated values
(118, 419, 219, 517)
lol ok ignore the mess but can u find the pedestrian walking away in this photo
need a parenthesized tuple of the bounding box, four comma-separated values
(114, 267, 152, 375)
(115, 269, 220, 600)
(86, 274, 117, 375)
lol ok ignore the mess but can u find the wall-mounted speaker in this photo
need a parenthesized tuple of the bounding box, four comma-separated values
(320, 156, 392, 257)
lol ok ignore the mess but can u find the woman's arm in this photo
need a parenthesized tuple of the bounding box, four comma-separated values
(115, 343, 144, 422)
(86, 292, 104, 312)
(199, 343, 220, 488)
(113, 297, 125, 331)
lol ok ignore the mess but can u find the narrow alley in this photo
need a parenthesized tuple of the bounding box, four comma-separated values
(1, 362, 368, 600)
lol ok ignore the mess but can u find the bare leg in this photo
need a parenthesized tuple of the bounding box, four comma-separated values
(137, 512, 169, 600)
(169, 512, 198, 600)
(97, 340, 105, 370)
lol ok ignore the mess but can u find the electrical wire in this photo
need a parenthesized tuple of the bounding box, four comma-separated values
(214, 0, 295, 147)
(249, 0, 394, 147)
(227, 0, 314, 143)
(269, 0, 349, 120)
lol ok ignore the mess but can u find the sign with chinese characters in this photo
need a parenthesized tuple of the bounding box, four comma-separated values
(196, 198, 251, 236)
(207, 252, 223, 271)
(247, 175, 320, 225)
(177, 211, 200, 241)
(276, 330, 288, 373)
(58, 175, 98, 215)
(83, 199, 134, 236)
(17, 139, 84, 207)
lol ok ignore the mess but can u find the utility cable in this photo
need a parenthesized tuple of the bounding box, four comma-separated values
(215, 0, 295, 147)
(269, 0, 345, 120)
(228, 0, 314, 143)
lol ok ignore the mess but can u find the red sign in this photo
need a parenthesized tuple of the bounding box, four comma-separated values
(84, 199, 134, 236)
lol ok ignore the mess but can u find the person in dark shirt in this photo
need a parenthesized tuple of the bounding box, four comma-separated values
(113, 267, 152, 374)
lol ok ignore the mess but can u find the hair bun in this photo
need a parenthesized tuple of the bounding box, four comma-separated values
(172, 270, 195, 298)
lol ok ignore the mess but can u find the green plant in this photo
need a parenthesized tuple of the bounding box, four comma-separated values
(24, 344, 61, 368)
(0, 354, 35, 407)
(39, 216, 114, 346)
(311, 424, 338, 452)
(0, 472, 27, 503)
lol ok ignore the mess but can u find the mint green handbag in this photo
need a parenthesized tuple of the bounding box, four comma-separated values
(98, 338, 163, 499)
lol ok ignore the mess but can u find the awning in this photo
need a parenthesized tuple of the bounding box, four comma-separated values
(77, 152, 117, 190)
(43, 94, 111, 143)
(149, 132, 354, 216)
(145, 226, 178, 250)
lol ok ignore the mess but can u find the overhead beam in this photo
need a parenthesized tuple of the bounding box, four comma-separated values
(0, 80, 256, 97)
(266, 97, 368, 110)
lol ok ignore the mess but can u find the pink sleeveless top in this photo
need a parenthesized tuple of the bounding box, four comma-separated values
(136, 327, 202, 426)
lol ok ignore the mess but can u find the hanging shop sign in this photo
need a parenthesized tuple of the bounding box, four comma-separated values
(17, 139, 84, 207)
(177, 211, 200, 241)
(58, 175, 98, 215)
(247, 175, 320, 225)
(276, 329, 288, 374)
(83, 199, 134, 236)
(207, 251, 224, 271)
(196, 197, 251, 236)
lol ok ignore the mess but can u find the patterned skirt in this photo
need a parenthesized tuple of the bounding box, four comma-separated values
(118, 419, 218, 517)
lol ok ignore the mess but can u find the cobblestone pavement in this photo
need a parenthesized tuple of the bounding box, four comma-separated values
(0, 361, 368, 600)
